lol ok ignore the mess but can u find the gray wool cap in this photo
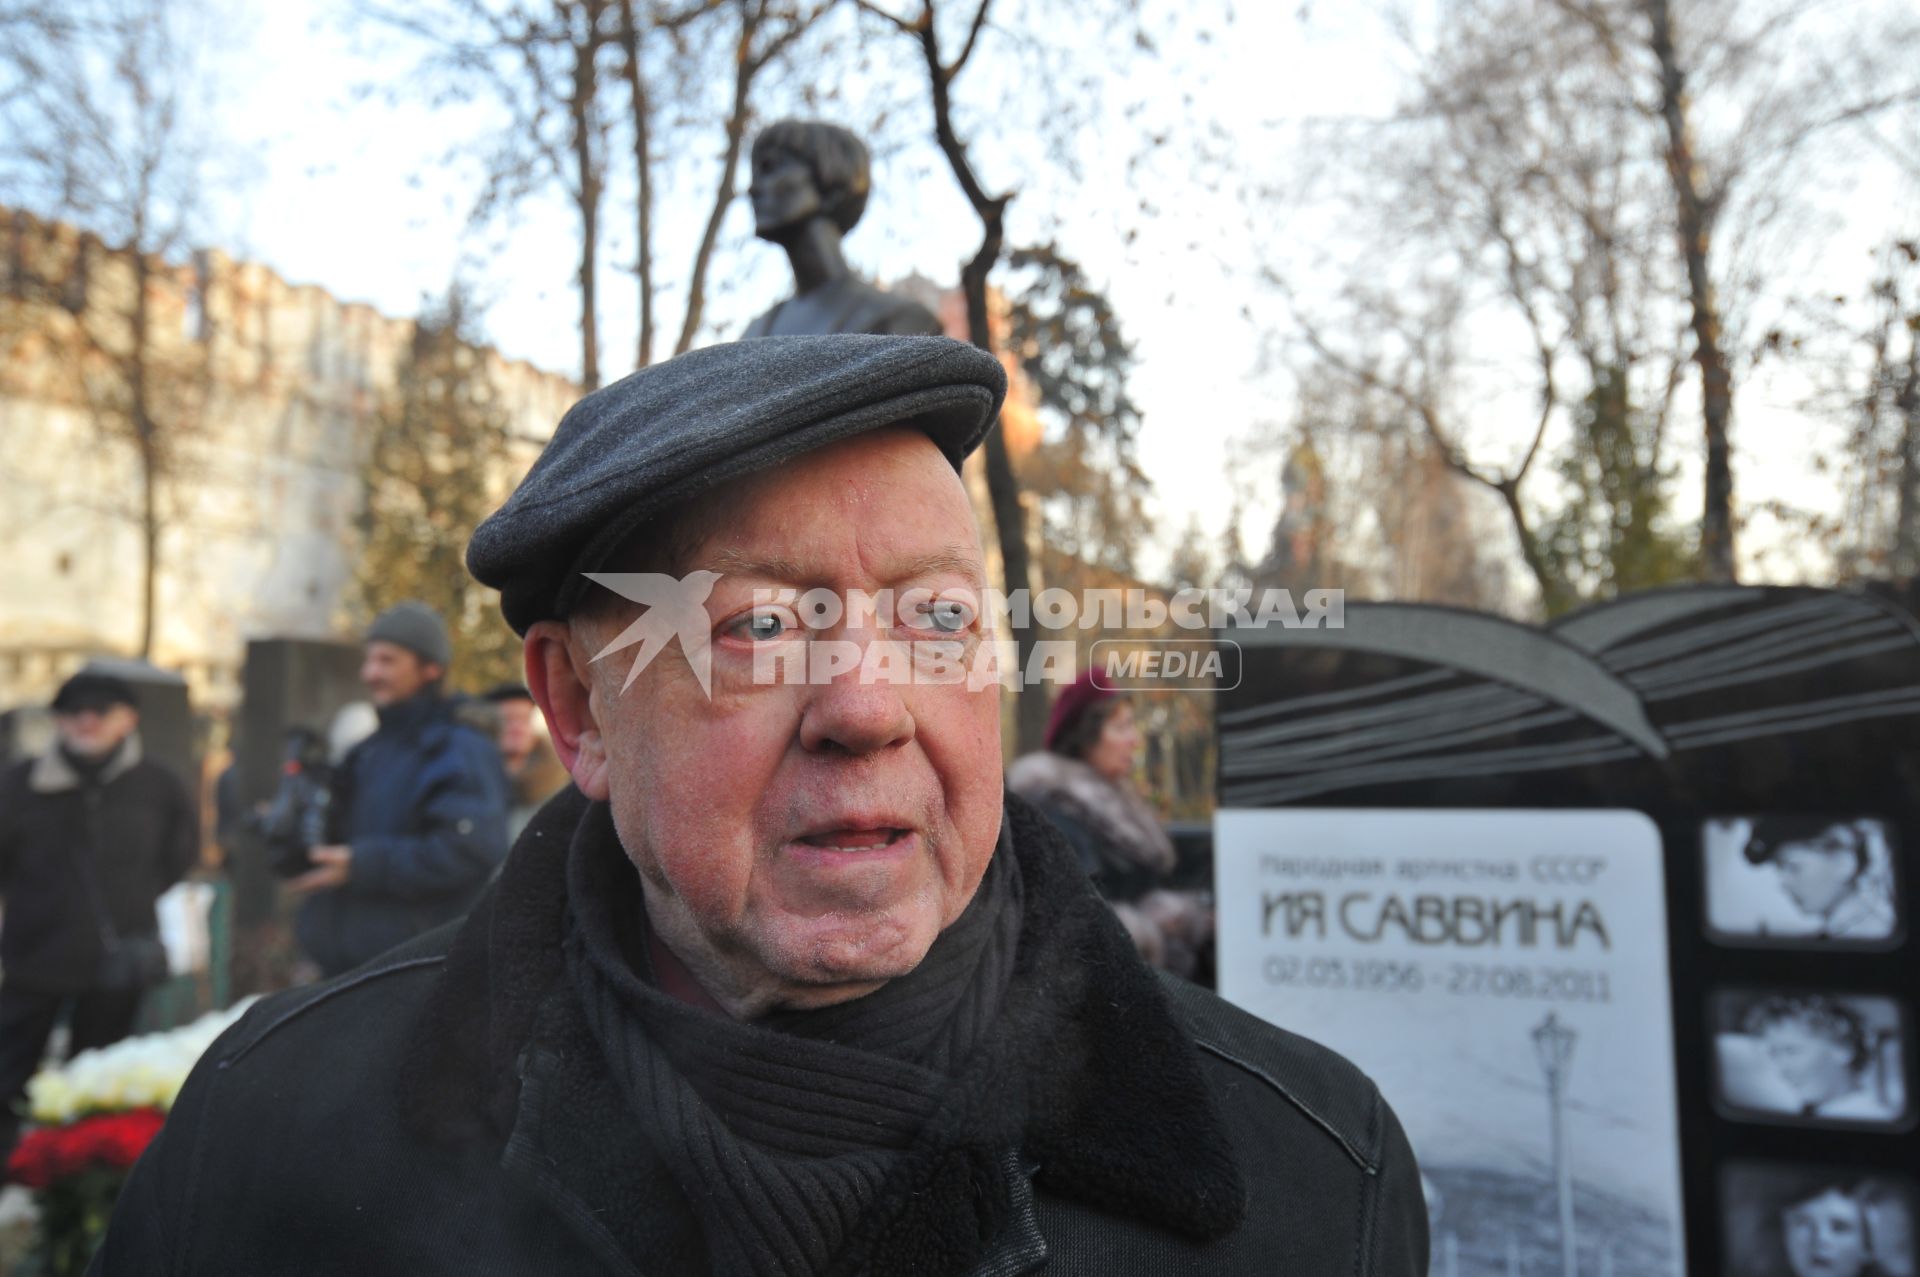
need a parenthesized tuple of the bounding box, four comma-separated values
(366, 601, 453, 668)
(467, 334, 1008, 634)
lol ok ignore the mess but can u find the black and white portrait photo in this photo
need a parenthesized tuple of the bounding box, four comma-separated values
(1703, 817, 1900, 947)
(1713, 990, 1909, 1128)
(1722, 1162, 1916, 1277)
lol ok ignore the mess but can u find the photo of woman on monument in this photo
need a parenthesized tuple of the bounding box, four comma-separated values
(1703, 817, 1901, 948)
(1722, 1163, 1916, 1277)
(1711, 990, 1909, 1128)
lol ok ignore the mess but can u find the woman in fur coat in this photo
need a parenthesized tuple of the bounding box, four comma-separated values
(1006, 673, 1213, 976)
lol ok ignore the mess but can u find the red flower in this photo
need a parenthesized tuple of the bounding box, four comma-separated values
(5, 1108, 165, 1189)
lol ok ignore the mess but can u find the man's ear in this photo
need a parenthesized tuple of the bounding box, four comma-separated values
(525, 620, 612, 801)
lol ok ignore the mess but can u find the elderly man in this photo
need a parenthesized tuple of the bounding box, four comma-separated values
(93, 336, 1426, 1275)
(0, 672, 196, 1166)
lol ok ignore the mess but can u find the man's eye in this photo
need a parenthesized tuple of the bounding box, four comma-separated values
(728, 607, 797, 641)
(915, 599, 973, 634)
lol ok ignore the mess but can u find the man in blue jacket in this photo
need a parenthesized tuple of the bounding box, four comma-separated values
(290, 603, 509, 977)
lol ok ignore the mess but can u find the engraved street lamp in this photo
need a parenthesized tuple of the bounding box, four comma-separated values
(1532, 1013, 1579, 1277)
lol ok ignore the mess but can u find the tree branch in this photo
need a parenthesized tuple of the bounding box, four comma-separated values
(849, 0, 913, 33)
(946, 0, 992, 80)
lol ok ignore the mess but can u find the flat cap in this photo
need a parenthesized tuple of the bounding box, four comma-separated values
(52, 671, 139, 713)
(468, 334, 1007, 633)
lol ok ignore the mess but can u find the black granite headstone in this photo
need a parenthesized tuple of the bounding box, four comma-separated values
(1215, 586, 1918, 1277)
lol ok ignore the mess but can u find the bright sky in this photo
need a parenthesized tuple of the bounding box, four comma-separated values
(204, 0, 1915, 596)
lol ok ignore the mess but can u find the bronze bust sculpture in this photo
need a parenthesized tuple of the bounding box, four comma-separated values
(741, 120, 943, 339)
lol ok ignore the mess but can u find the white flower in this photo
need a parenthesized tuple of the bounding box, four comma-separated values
(22, 998, 258, 1123)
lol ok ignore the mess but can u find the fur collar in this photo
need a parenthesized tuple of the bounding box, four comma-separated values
(399, 788, 1244, 1267)
(1005, 751, 1175, 873)
(29, 732, 143, 794)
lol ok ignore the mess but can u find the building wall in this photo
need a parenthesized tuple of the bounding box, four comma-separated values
(0, 208, 580, 711)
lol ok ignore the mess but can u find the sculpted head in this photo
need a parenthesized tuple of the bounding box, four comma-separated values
(522, 427, 1004, 1017)
(748, 119, 871, 242)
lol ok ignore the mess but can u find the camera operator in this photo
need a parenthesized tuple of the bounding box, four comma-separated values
(289, 603, 509, 977)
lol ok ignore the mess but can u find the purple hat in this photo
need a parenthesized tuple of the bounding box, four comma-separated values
(1044, 670, 1117, 752)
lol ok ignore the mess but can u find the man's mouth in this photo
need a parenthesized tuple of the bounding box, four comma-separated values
(794, 828, 910, 853)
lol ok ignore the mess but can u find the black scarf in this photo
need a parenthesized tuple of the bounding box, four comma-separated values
(402, 791, 1247, 1276)
(565, 812, 1022, 1277)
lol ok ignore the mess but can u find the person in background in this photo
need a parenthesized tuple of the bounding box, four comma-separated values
(1007, 671, 1213, 977)
(0, 672, 197, 1167)
(289, 602, 510, 977)
(483, 682, 572, 841)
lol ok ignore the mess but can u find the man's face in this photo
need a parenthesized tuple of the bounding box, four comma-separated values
(361, 640, 438, 708)
(1761, 1019, 1857, 1107)
(53, 703, 138, 760)
(749, 147, 825, 240)
(581, 428, 1003, 1009)
(1773, 830, 1861, 918)
(1783, 1190, 1869, 1277)
(497, 698, 537, 764)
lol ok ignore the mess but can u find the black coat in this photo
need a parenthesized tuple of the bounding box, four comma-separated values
(93, 791, 1427, 1276)
(294, 691, 510, 976)
(0, 737, 197, 994)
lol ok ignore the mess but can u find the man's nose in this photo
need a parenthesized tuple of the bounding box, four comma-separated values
(798, 652, 914, 756)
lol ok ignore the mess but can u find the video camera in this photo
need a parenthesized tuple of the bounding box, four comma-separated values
(250, 727, 334, 878)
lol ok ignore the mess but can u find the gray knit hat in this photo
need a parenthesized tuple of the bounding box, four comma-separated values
(467, 334, 1007, 634)
(366, 601, 453, 668)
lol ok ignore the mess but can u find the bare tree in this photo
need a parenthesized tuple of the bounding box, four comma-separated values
(0, 0, 224, 658)
(359, 0, 828, 377)
(612, 0, 659, 366)
(1641, 0, 1734, 580)
(849, 0, 1050, 750)
(1279, 0, 1919, 605)
(1821, 239, 1920, 579)
(358, 288, 525, 688)
(362, 0, 626, 387)
(1273, 0, 1688, 612)
(567, 0, 610, 389)
(672, 0, 830, 357)
(1547, 0, 1920, 580)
